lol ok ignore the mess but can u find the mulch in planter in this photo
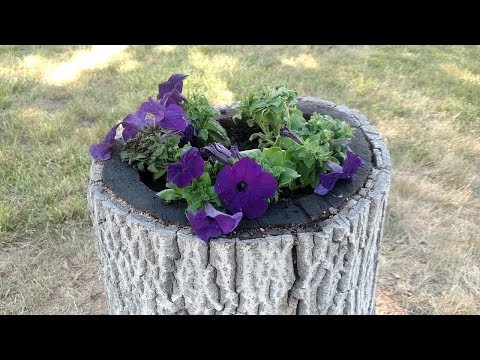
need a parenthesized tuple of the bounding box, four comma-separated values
(102, 101, 372, 239)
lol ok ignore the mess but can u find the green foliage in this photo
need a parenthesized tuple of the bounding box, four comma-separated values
(294, 113, 354, 152)
(284, 138, 339, 189)
(235, 83, 357, 190)
(234, 83, 301, 148)
(120, 125, 181, 180)
(157, 166, 221, 213)
(182, 92, 230, 146)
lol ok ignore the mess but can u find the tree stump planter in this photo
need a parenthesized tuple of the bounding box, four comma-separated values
(87, 97, 391, 315)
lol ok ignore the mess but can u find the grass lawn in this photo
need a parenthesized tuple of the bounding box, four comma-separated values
(1, 45, 479, 314)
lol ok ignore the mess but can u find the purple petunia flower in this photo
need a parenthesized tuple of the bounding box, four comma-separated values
(121, 110, 155, 141)
(139, 97, 188, 132)
(280, 126, 304, 145)
(187, 203, 243, 243)
(230, 144, 243, 160)
(179, 123, 197, 147)
(166, 147, 205, 188)
(157, 74, 188, 106)
(215, 157, 278, 219)
(314, 151, 365, 196)
(89, 123, 121, 161)
(202, 143, 232, 165)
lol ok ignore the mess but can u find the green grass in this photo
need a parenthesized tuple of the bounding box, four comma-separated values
(1, 45, 480, 314)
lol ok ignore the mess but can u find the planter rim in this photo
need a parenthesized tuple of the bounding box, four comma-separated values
(90, 96, 391, 241)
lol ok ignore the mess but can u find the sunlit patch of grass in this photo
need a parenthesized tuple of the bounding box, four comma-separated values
(1, 45, 480, 314)
(153, 45, 177, 54)
(185, 48, 240, 103)
(281, 54, 320, 69)
(440, 63, 480, 86)
(45, 46, 129, 86)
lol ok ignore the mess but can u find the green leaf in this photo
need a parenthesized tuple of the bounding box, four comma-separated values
(160, 170, 221, 213)
(120, 124, 181, 180)
(153, 168, 166, 181)
(278, 167, 300, 187)
(181, 92, 231, 146)
(235, 83, 301, 149)
(198, 129, 209, 141)
(157, 188, 182, 202)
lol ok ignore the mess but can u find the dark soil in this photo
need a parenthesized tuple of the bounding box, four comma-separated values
(222, 118, 261, 151)
(138, 171, 164, 192)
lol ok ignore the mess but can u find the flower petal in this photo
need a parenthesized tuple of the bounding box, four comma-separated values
(171, 171, 193, 189)
(139, 97, 164, 118)
(162, 88, 187, 106)
(181, 147, 199, 164)
(188, 153, 205, 179)
(248, 171, 278, 199)
(204, 203, 242, 234)
(89, 123, 121, 160)
(242, 157, 266, 183)
(230, 144, 243, 159)
(157, 74, 188, 100)
(202, 143, 232, 164)
(179, 123, 197, 147)
(314, 172, 343, 195)
(166, 163, 183, 183)
(215, 163, 236, 197)
(166, 147, 204, 188)
(89, 141, 112, 161)
(161, 104, 187, 132)
(215, 156, 276, 219)
(280, 126, 303, 145)
(342, 151, 365, 178)
(187, 209, 222, 243)
(242, 197, 269, 220)
(326, 160, 343, 174)
(121, 113, 155, 141)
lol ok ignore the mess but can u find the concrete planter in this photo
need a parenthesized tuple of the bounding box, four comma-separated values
(87, 97, 391, 315)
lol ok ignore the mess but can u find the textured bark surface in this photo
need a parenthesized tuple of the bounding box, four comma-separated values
(87, 97, 391, 315)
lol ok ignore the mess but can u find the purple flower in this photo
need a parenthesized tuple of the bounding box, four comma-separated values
(230, 144, 243, 159)
(89, 123, 121, 161)
(163, 104, 188, 132)
(121, 110, 155, 141)
(314, 151, 365, 196)
(157, 74, 188, 106)
(280, 126, 304, 145)
(202, 143, 232, 164)
(139, 97, 187, 132)
(179, 123, 197, 147)
(215, 157, 278, 219)
(187, 203, 243, 243)
(166, 147, 205, 188)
